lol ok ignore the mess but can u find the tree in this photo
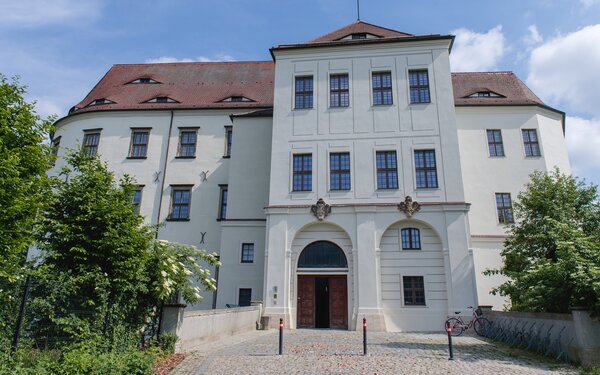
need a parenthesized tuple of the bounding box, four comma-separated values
(0, 74, 54, 342)
(486, 169, 600, 314)
(33, 150, 218, 343)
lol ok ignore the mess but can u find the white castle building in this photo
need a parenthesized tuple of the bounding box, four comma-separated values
(52, 22, 570, 331)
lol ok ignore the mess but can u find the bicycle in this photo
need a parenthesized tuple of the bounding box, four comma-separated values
(445, 306, 492, 337)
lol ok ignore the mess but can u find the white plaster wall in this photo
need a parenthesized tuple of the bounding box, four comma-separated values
(471, 239, 509, 310)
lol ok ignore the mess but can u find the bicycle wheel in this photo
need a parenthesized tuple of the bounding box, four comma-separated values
(445, 318, 464, 336)
(474, 317, 492, 337)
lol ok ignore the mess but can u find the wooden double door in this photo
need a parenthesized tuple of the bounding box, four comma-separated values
(297, 275, 348, 329)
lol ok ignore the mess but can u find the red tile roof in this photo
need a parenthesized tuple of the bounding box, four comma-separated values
(308, 21, 413, 43)
(71, 61, 275, 114)
(452, 72, 545, 106)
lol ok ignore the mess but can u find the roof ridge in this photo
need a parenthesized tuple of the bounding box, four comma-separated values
(451, 71, 514, 75)
(112, 61, 273, 67)
(352, 20, 413, 36)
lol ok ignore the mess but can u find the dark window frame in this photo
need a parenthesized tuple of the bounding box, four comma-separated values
(330, 74, 349, 108)
(241, 243, 254, 263)
(486, 129, 505, 157)
(218, 185, 228, 220)
(329, 152, 351, 191)
(224, 126, 233, 158)
(401, 228, 421, 250)
(414, 150, 438, 189)
(128, 128, 150, 159)
(132, 186, 143, 215)
(522, 129, 541, 157)
(238, 288, 252, 307)
(409, 70, 431, 104)
(82, 130, 101, 156)
(177, 128, 198, 158)
(51, 136, 61, 166)
(403, 276, 426, 306)
(495, 192, 514, 224)
(292, 154, 312, 192)
(376, 150, 399, 190)
(372, 71, 393, 105)
(168, 186, 192, 221)
(295, 76, 314, 109)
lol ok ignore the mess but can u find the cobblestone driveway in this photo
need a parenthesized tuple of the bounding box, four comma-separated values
(172, 329, 576, 374)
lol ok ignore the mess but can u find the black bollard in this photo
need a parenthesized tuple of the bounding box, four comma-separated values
(363, 318, 367, 356)
(279, 318, 283, 355)
(446, 321, 454, 360)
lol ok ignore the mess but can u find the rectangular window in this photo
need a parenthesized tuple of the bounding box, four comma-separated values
(403, 276, 425, 306)
(224, 126, 233, 157)
(495, 193, 514, 224)
(218, 185, 228, 220)
(401, 228, 421, 250)
(132, 186, 143, 214)
(241, 243, 254, 263)
(487, 129, 505, 157)
(83, 131, 100, 156)
(292, 154, 312, 191)
(295, 76, 313, 109)
(51, 136, 61, 166)
(178, 129, 197, 157)
(372, 71, 393, 105)
(415, 150, 438, 189)
(238, 288, 252, 307)
(330, 74, 349, 107)
(376, 151, 398, 189)
(522, 129, 541, 157)
(169, 186, 191, 220)
(129, 129, 150, 158)
(409, 70, 431, 104)
(330, 152, 351, 190)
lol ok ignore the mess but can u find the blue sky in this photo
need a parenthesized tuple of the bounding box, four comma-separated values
(1, 0, 599, 185)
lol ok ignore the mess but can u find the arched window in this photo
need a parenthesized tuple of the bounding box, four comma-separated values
(401, 228, 421, 250)
(298, 241, 348, 268)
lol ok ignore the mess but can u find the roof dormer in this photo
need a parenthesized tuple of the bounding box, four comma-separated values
(86, 98, 115, 107)
(143, 96, 179, 103)
(128, 77, 161, 84)
(219, 95, 255, 103)
(464, 90, 505, 98)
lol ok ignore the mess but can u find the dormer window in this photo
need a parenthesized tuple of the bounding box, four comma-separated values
(221, 96, 254, 102)
(466, 91, 504, 98)
(352, 33, 367, 39)
(87, 98, 115, 107)
(129, 78, 160, 84)
(144, 96, 178, 103)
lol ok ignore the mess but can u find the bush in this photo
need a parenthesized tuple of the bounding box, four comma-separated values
(156, 333, 178, 355)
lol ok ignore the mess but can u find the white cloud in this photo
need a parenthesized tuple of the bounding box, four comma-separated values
(450, 25, 506, 72)
(527, 24, 600, 117)
(0, 0, 103, 28)
(523, 25, 543, 45)
(580, 0, 600, 8)
(145, 55, 236, 64)
(565, 116, 600, 186)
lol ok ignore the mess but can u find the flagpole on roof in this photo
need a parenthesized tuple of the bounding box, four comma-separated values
(357, 0, 360, 21)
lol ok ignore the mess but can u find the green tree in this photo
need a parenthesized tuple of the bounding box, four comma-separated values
(33, 150, 218, 343)
(486, 169, 600, 314)
(0, 74, 54, 343)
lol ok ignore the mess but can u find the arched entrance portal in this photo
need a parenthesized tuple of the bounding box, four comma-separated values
(297, 241, 348, 329)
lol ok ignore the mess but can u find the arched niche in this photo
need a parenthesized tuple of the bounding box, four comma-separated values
(297, 241, 348, 268)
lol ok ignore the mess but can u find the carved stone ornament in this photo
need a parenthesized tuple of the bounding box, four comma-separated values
(398, 196, 421, 218)
(310, 198, 331, 221)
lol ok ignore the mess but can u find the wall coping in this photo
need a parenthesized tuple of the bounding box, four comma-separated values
(487, 310, 573, 321)
(183, 306, 259, 318)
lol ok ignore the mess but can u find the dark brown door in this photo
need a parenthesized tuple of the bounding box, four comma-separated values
(297, 276, 315, 328)
(329, 276, 348, 329)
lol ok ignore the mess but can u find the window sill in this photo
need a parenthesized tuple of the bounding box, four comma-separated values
(402, 304, 428, 308)
(329, 188, 351, 192)
(175, 156, 196, 159)
(488, 155, 506, 158)
(409, 101, 431, 105)
(524, 155, 542, 158)
(240, 261, 254, 264)
(293, 107, 313, 111)
(415, 187, 439, 190)
(222, 155, 230, 159)
(329, 105, 350, 109)
(372, 103, 394, 107)
(291, 190, 313, 193)
(166, 218, 190, 222)
(376, 188, 399, 191)
(126, 156, 147, 160)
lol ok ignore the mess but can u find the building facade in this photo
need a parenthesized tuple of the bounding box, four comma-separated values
(51, 22, 570, 331)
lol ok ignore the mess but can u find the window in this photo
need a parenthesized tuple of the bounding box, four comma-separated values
(295, 76, 313, 109)
(241, 243, 254, 263)
(169, 186, 191, 220)
(376, 151, 398, 189)
(144, 96, 178, 103)
(218, 185, 228, 220)
(224, 126, 233, 157)
(330, 152, 351, 190)
(51, 136, 61, 166)
(372, 72, 393, 105)
(129, 129, 150, 158)
(401, 228, 421, 250)
(330, 74, 349, 107)
(522, 129, 541, 157)
(351, 33, 367, 39)
(487, 129, 505, 157)
(414, 150, 438, 189)
(403, 276, 425, 306)
(292, 154, 312, 191)
(132, 186, 143, 214)
(130, 78, 159, 84)
(409, 70, 431, 104)
(83, 131, 101, 156)
(87, 98, 114, 106)
(495, 193, 514, 224)
(178, 129, 197, 158)
(238, 288, 252, 307)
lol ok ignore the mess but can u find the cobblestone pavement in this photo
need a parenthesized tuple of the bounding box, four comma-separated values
(172, 329, 577, 375)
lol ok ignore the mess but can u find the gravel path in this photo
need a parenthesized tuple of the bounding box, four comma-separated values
(171, 329, 576, 374)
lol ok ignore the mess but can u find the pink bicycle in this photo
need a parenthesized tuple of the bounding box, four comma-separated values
(445, 306, 491, 336)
